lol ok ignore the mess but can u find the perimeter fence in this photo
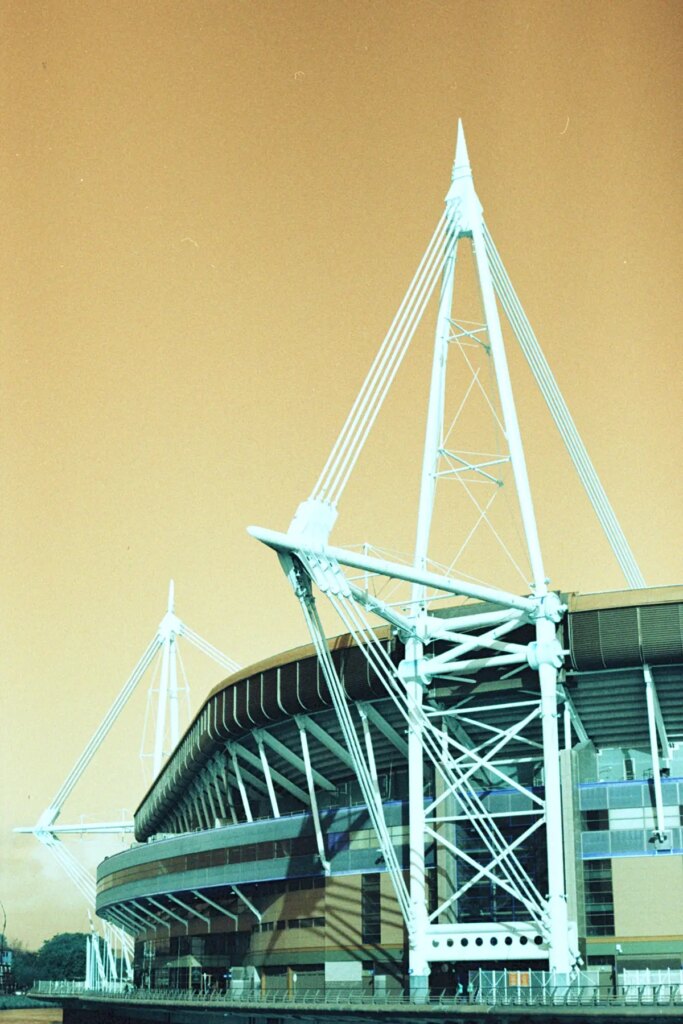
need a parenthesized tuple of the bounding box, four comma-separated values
(33, 975, 683, 1010)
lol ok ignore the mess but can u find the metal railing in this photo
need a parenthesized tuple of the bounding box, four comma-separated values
(32, 979, 683, 1010)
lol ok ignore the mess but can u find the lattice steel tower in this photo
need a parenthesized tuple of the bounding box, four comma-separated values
(251, 122, 643, 998)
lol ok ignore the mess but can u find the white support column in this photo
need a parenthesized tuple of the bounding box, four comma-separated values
(126, 902, 161, 933)
(168, 621, 180, 757)
(204, 778, 220, 824)
(192, 890, 239, 924)
(643, 665, 671, 762)
(168, 893, 210, 930)
(102, 922, 118, 982)
(298, 723, 331, 873)
(465, 130, 572, 975)
(221, 760, 238, 824)
(470, 210, 545, 591)
(107, 907, 144, 936)
(194, 786, 210, 827)
(536, 625, 571, 974)
(404, 645, 429, 998)
(147, 897, 188, 931)
(209, 764, 229, 821)
(191, 789, 210, 831)
(184, 797, 197, 830)
(402, 124, 462, 1002)
(152, 582, 185, 779)
(644, 665, 667, 842)
(256, 736, 281, 818)
(129, 902, 170, 933)
(85, 935, 93, 990)
(229, 746, 253, 822)
(359, 701, 409, 757)
(153, 632, 171, 779)
(96, 934, 106, 989)
(564, 704, 572, 750)
(295, 715, 355, 771)
(258, 728, 336, 792)
(558, 687, 590, 746)
(232, 886, 262, 922)
(359, 705, 380, 788)
(250, 732, 312, 804)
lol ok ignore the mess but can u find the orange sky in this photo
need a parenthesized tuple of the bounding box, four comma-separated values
(1, 0, 681, 949)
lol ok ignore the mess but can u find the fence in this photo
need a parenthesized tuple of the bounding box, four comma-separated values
(33, 975, 683, 1010)
(621, 968, 683, 1006)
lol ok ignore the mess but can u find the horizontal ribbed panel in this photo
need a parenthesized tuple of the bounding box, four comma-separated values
(570, 602, 683, 670)
(640, 603, 683, 663)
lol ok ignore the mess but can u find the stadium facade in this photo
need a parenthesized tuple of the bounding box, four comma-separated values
(95, 584, 683, 997)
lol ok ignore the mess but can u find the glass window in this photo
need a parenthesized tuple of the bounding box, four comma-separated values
(583, 859, 614, 936)
(582, 809, 609, 831)
(361, 873, 381, 944)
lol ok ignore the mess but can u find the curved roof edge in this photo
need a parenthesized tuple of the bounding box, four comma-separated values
(134, 586, 683, 840)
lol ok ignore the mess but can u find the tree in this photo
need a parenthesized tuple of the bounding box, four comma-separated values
(36, 932, 88, 981)
(9, 940, 38, 991)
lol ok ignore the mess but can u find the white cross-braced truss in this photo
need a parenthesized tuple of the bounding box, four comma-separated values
(280, 549, 553, 947)
(251, 122, 645, 983)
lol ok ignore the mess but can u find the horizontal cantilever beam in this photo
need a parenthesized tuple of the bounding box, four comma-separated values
(248, 526, 534, 613)
(15, 821, 134, 835)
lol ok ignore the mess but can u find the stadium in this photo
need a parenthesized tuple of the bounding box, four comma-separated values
(95, 584, 683, 1000)
(91, 124, 683, 1009)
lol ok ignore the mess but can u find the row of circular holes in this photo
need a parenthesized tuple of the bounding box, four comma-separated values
(431, 935, 544, 949)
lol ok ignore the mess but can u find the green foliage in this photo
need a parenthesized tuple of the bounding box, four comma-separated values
(11, 945, 38, 989)
(1, 931, 89, 986)
(36, 932, 88, 981)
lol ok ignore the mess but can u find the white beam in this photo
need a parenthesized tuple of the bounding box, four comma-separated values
(644, 665, 667, 841)
(191, 890, 238, 923)
(228, 746, 253, 821)
(15, 821, 134, 835)
(147, 897, 188, 929)
(298, 723, 331, 873)
(294, 715, 355, 771)
(358, 702, 408, 757)
(167, 893, 210, 928)
(105, 907, 143, 936)
(255, 729, 335, 792)
(256, 737, 281, 817)
(249, 525, 535, 614)
(557, 686, 589, 745)
(231, 886, 261, 922)
(234, 739, 309, 807)
(128, 901, 171, 932)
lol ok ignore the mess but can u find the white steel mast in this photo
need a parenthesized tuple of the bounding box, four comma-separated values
(403, 126, 462, 996)
(16, 583, 240, 935)
(404, 123, 569, 987)
(252, 120, 644, 999)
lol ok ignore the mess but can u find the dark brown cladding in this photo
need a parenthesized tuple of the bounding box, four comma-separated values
(568, 586, 683, 671)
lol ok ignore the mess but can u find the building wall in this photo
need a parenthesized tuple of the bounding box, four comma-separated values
(612, 857, 683, 937)
(102, 599, 683, 991)
(325, 874, 362, 951)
